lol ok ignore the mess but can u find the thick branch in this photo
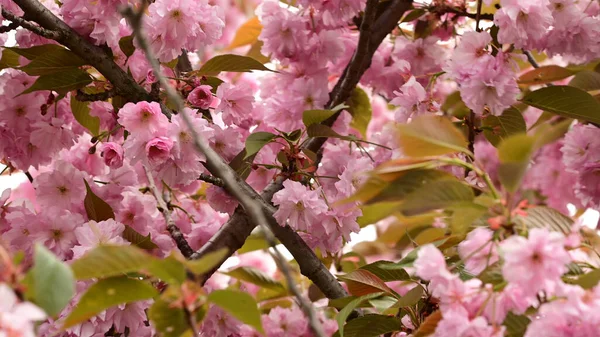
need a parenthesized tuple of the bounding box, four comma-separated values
(11, 0, 153, 103)
(75, 89, 116, 102)
(190, 0, 413, 296)
(125, 7, 327, 336)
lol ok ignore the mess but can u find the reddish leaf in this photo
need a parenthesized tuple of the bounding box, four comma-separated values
(338, 269, 394, 296)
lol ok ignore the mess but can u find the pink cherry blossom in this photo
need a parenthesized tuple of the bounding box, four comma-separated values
(272, 180, 328, 232)
(500, 228, 571, 296)
(458, 227, 499, 275)
(0, 283, 47, 337)
(118, 101, 169, 139)
(100, 142, 125, 169)
(188, 85, 214, 109)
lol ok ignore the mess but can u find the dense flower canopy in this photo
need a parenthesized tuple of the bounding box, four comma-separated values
(0, 0, 600, 336)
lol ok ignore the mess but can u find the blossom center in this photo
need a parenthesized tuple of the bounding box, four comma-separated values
(57, 186, 69, 195)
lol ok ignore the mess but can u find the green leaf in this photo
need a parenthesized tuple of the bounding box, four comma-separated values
(200, 76, 224, 94)
(482, 107, 527, 147)
(71, 245, 153, 280)
(449, 203, 488, 235)
(569, 70, 600, 91)
(347, 87, 372, 138)
(229, 149, 256, 180)
(302, 109, 338, 127)
(246, 40, 270, 64)
(497, 133, 535, 193)
(359, 261, 410, 282)
(400, 180, 475, 216)
(514, 206, 573, 235)
(517, 65, 575, 85)
(30, 244, 75, 316)
(441, 91, 470, 118)
(0, 49, 21, 70)
(307, 124, 353, 140)
(336, 314, 401, 337)
(185, 248, 229, 275)
(20, 68, 92, 96)
(368, 169, 456, 205)
(521, 85, 600, 125)
(224, 266, 285, 291)
(390, 286, 423, 308)
(401, 8, 427, 22)
(194, 54, 271, 77)
(397, 115, 470, 157)
(148, 297, 189, 337)
(6, 44, 67, 60)
(337, 293, 384, 337)
(338, 269, 394, 296)
(227, 17, 262, 49)
(244, 132, 277, 159)
(357, 201, 403, 227)
(121, 225, 159, 250)
(208, 289, 264, 333)
(70, 96, 100, 136)
(147, 255, 187, 285)
(568, 268, 600, 289)
(19, 48, 86, 76)
(63, 276, 158, 328)
(503, 312, 531, 337)
(238, 233, 271, 254)
(83, 180, 115, 222)
(531, 118, 573, 151)
(413, 310, 443, 337)
(118, 35, 135, 58)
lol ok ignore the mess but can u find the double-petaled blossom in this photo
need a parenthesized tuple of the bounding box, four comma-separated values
(500, 228, 571, 296)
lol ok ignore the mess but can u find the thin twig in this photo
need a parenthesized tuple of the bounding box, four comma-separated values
(1, 7, 61, 39)
(143, 165, 195, 258)
(75, 89, 116, 102)
(199, 174, 225, 187)
(25, 171, 33, 183)
(431, 6, 494, 21)
(475, 0, 483, 32)
(0, 21, 19, 33)
(11, 0, 154, 103)
(124, 5, 326, 336)
(523, 50, 540, 69)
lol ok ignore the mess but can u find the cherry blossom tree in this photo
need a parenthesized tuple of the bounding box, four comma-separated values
(1, 0, 600, 336)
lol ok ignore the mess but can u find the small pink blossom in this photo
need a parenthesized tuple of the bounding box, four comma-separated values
(118, 101, 169, 138)
(216, 83, 255, 126)
(500, 228, 571, 296)
(145, 136, 174, 167)
(100, 142, 124, 169)
(188, 85, 214, 109)
(272, 180, 328, 232)
(0, 283, 47, 337)
(458, 227, 499, 275)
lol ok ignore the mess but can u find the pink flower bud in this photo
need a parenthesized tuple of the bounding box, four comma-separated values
(145, 137, 173, 166)
(99, 142, 124, 169)
(187, 85, 213, 109)
(146, 69, 157, 83)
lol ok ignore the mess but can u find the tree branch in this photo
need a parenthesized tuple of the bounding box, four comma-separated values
(75, 89, 116, 102)
(0, 20, 20, 34)
(10, 0, 153, 103)
(124, 6, 327, 336)
(198, 173, 225, 187)
(189, 0, 413, 297)
(143, 165, 195, 258)
(1, 7, 60, 39)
